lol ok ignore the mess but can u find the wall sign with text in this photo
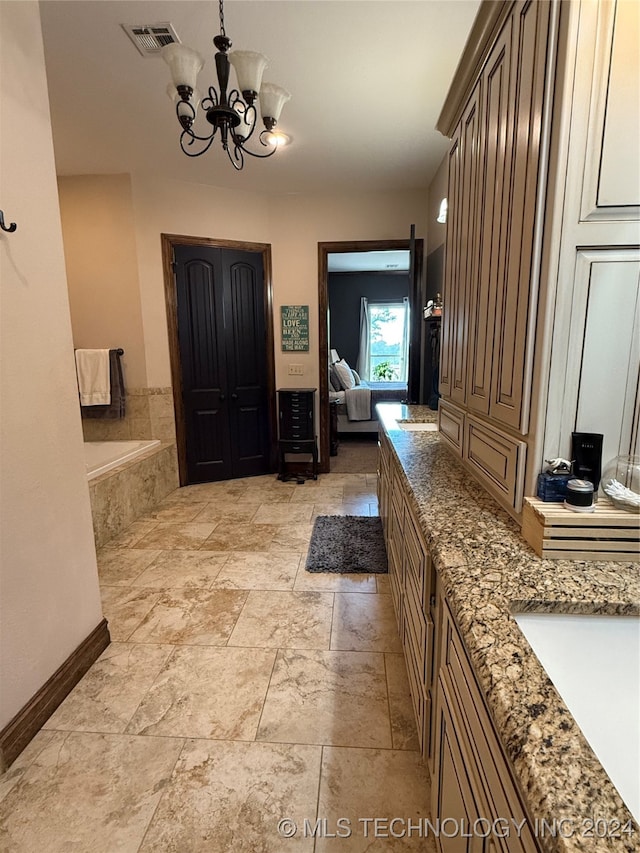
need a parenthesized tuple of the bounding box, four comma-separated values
(281, 305, 310, 351)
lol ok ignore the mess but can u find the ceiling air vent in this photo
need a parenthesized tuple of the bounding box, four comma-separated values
(121, 23, 181, 57)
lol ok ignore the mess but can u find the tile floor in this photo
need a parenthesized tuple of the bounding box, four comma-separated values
(0, 473, 436, 852)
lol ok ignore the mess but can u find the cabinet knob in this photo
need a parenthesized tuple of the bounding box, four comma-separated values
(231, 393, 238, 400)
(219, 394, 226, 401)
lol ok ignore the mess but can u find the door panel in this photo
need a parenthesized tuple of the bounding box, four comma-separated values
(176, 251, 232, 482)
(175, 245, 270, 483)
(468, 20, 512, 415)
(224, 254, 269, 476)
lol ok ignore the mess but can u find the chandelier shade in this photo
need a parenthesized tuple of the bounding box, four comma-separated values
(259, 83, 291, 126)
(161, 0, 290, 171)
(228, 51, 268, 100)
(162, 44, 204, 91)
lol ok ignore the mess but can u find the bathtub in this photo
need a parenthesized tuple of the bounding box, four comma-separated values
(84, 440, 162, 481)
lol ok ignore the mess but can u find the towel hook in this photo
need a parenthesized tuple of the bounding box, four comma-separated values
(0, 210, 17, 233)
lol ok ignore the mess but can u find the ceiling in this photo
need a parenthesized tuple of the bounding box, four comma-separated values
(328, 250, 410, 273)
(40, 0, 480, 195)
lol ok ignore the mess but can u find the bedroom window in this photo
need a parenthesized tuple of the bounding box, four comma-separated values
(368, 299, 410, 382)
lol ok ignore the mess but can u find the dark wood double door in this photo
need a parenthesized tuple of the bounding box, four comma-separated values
(171, 241, 273, 484)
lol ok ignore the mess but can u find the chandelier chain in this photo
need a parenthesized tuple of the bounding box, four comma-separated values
(218, 0, 226, 37)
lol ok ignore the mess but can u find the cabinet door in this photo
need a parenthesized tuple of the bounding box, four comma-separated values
(467, 20, 512, 416)
(451, 82, 483, 407)
(490, 0, 551, 432)
(440, 129, 462, 400)
(432, 676, 484, 853)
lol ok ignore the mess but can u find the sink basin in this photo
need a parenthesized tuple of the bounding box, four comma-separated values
(397, 421, 438, 432)
(515, 612, 640, 822)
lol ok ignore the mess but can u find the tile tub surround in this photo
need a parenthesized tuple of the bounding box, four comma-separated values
(81, 387, 176, 443)
(0, 473, 436, 853)
(377, 403, 640, 853)
(89, 442, 179, 548)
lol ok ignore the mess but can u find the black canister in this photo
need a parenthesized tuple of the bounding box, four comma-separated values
(564, 478, 595, 512)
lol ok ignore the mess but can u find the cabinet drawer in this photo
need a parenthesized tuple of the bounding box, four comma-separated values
(438, 400, 465, 456)
(463, 415, 526, 512)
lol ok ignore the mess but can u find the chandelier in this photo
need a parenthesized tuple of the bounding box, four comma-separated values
(162, 0, 290, 170)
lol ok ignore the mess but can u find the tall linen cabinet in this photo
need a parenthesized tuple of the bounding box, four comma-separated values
(437, 0, 640, 519)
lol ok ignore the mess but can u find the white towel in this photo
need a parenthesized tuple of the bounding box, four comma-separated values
(75, 349, 111, 406)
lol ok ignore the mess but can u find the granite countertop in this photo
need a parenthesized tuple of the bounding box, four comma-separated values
(377, 403, 640, 853)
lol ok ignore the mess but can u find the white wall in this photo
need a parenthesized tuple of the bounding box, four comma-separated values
(0, 1, 103, 730)
(426, 154, 448, 254)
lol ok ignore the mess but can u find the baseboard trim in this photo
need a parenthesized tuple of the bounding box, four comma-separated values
(0, 618, 110, 770)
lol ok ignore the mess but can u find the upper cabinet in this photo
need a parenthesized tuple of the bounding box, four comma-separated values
(437, 0, 639, 519)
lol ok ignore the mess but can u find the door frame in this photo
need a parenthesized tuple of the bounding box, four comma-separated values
(317, 238, 424, 471)
(161, 233, 277, 486)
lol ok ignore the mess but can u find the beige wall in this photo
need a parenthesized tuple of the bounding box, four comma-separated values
(129, 176, 427, 395)
(426, 153, 449, 254)
(58, 174, 147, 388)
(130, 175, 272, 388)
(269, 190, 428, 391)
(0, 1, 103, 730)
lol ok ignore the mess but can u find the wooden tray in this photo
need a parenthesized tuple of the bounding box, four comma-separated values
(522, 497, 639, 562)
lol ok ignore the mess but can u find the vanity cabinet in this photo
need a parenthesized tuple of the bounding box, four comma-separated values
(379, 430, 437, 759)
(432, 599, 540, 853)
(378, 433, 540, 853)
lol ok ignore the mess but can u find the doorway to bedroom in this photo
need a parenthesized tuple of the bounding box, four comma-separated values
(317, 237, 424, 473)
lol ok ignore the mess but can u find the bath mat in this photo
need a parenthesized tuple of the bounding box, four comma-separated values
(305, 515, 388, 573)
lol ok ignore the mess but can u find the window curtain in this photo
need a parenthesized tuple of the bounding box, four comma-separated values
(401, 296, 410, 382)
(356, 296, 370, 381)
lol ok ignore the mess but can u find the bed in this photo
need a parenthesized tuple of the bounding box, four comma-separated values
(329, 381, 407, 433)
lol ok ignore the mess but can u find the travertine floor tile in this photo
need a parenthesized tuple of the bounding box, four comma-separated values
(132, 522, 218, 550)
(331, 592, 402, 653)
(269, 523, 314, 551)
(190, 503, 258, 523)
(126, 645, 276, 739)
(165, 482, 247, 502)
(0, 731, 183, 853)
(257, 649, 391, 748)
(131, 550, 228, 590)
(100, 585, 162, 640)
(142, 502, 209, 523)
(199, 522, 276, 551)
(0, 731, 58, 804)
(96, 549, 161, 586)
(235, 486, 294, 504)
(294, 567, 377, 594)
(138, 740, 321, 852)
(43, 643, 174, 733)
(289, 487, 345, 504)
(252, 503, 313, 525)
(228, 590, 333, 650)
(315, 747, 433, 852)
(376, 574, 391, 595)
(105, 520, 159, 548)
(210, 552, 300, 590)
(129, 588, 248, 645)
(385, 653, 420, 751)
